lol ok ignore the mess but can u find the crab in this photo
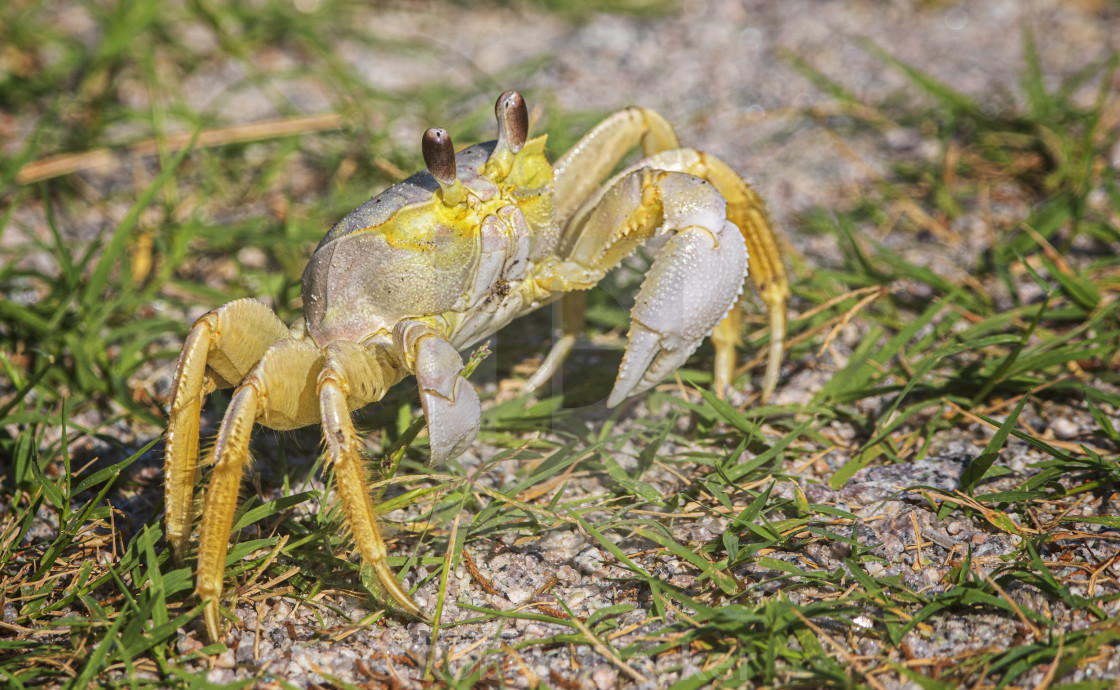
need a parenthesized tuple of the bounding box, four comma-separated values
(165, 91, 790, 641)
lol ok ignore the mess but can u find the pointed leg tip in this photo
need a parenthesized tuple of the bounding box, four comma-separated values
(392, 594, 426, 623)
(392, 584, 422, 615)
(203, 599, 223, 644)
(373, 561, 424, 618)
(760, 364, 779, 403)
(398, 597, 423, 619)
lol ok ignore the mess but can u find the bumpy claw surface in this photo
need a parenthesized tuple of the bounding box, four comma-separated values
(396, 320, 481, 465)
(549, 163, 750, 406)
(610, 218, 748, 406)
(165, 91, 789, 642)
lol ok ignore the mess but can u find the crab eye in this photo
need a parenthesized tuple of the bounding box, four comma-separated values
(422, 127, 457, 184)
(422, 127, 464, 206)
(495, 90, 528, 153)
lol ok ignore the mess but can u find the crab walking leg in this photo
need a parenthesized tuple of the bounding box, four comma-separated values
(318, 342, 419, 616)
(642, 149, 789, 400)
(195, 338, 322, 642)
(537, 168, 748, 405)
(522, 291, 584, 393)
(394, 320, 482, 466)
(195, 384, 258, 642)
(552, 107, 681, 223)
(165, 299, 291, 564)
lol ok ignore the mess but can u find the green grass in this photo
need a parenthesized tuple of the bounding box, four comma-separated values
(2, 1, 1120, 687)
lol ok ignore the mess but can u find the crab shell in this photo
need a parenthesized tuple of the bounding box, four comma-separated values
(301, 137, 557, 353)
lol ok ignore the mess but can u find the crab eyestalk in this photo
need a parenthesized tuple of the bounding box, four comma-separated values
(486, 90, 528, 179)
(423, 127, 465, 207)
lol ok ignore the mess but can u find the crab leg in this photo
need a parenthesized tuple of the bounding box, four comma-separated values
(537, 167, 748, 405)
(522, 292, 584, 393)
(195, 384, 258, 642)
(318, 341, 419, 616)
(552, 107, 680, 223)
(523, 109, 680, 393)
(194, 337, 322, 642)
(610, 217, 747, 405)
(165, 299, 291, 564)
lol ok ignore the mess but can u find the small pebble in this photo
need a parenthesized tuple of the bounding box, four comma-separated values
(505, 586, 531, 605)
(1050, 417, 1079, 440)
(176, 633, 204, 656)
(236, 633, 256, 663)
(592, 664, 618, 690)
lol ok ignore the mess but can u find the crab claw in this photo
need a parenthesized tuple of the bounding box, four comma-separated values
(394, 320, 481, 465)
(608, 213, 749, 407)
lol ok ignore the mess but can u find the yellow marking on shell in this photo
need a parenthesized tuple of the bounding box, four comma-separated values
(378, 195, 478, 249)
(500, 135, 556, 236)
(437, 179, 466, 207)
(485, 134, 549, 186)
(383, 140, 553, 246)
(485, 146, 515, 179)
(506, 135, 551, 189)
(346, 135, 556, 258)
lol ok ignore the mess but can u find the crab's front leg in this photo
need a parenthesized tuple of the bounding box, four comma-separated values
(540, 107, 789, 400)
(568, 148, 790, 400)
(523, 108, 680, 395)
(631, 149, 788, 401)
(537, 167, 748, 406)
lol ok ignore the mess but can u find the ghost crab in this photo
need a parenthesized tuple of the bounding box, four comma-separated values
(165, 91, 789, 641)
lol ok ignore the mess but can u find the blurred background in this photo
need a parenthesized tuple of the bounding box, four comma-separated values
(3, 0, 1116, 436)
